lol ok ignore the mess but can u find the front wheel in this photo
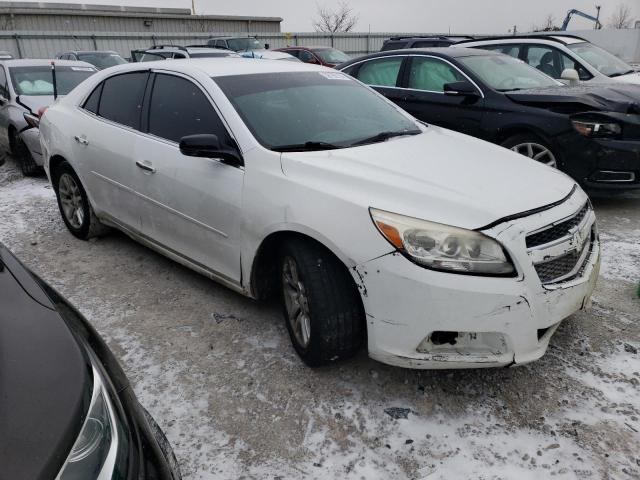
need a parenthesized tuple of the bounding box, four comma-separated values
(280, 239, 365, 366)
(10, 130, 39, 176)
(501, 133, 558, 168)
(53, 161, 109, 240)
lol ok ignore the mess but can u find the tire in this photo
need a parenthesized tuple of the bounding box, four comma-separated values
(10, 129, 39, 176)
(279, 238, 365, 366)
(52, 161, 110, 240)
(500, 133, 559, 168)
(141, 407, 182, 480)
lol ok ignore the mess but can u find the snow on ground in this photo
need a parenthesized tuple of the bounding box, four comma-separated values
(1, 159, 639, 480)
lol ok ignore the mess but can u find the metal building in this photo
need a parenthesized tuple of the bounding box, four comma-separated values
(0, 2, 282, 33)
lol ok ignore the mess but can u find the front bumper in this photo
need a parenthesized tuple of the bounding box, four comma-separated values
(560, 135, 640, 191)
(356, 188, 600, 369)
(20, 127, 44, 166)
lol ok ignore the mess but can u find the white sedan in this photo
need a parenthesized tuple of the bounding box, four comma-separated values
(39, 59, 600, 369)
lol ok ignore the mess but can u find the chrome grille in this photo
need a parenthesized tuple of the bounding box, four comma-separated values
(526, 203, 589, 248)
(533, 229, 594, 284)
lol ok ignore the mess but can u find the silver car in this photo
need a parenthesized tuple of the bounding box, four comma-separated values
(0, 59, 97, 175)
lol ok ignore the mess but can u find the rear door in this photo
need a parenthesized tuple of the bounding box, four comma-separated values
(395, 55, 485, 136)
(72, 71, 149, 229)
(132, 72, 244, 283)
(351, 55, 407, 104)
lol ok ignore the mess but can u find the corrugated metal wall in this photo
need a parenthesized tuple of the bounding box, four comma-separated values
(0, 32, 433, 59)
(0, 12, 281, 33)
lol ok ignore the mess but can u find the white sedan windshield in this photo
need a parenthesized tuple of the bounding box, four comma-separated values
(568, 42, 635, 77)
(214, 71, 420, 150)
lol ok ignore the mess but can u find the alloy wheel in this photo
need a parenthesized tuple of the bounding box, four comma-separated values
(282, 256, 311, 348)
(510, 142, 557, 168)
(58, 173, 85, 228)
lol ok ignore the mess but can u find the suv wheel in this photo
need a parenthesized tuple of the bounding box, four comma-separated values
(279, 239, 364, 366)
(501, 134, 558, 168)
(53, 161, 109, 239)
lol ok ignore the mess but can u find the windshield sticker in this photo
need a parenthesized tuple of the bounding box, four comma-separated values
(71, 67, 96, 72)
(319, 72, 349, 80)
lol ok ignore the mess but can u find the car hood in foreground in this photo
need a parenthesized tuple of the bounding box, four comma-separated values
(614, 71, 640, 85)
(280, 126, 574, 230)
(0, 245, 90, 480)
(506, 84, 640, 114)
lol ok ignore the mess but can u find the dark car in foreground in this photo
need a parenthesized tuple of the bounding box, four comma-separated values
(339, 48, 640, 191)
(0, 243, 181, 479)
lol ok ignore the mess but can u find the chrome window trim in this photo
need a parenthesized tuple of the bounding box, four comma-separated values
(340, 54, 485, 99)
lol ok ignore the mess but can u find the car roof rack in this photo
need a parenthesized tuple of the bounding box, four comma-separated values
(455, 34, 588, 45)
(387, 35, 475, 41)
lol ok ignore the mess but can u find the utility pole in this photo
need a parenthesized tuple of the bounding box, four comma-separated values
(191, 0, 196, 15)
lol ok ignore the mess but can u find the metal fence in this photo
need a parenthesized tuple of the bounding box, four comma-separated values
(0, 31, 454, 59)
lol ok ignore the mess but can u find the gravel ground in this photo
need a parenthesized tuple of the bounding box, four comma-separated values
(1, 156, 639, 480)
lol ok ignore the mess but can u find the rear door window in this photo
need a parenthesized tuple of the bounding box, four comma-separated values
(356, 57, 403, 87)
(147, 73, 229, 144)
(407, 56, 466, 92)
(98, 72, 148, 129)
(381, 41, 407, 51)
(299, 50, 317, 63)
(476, 44, 521, 58)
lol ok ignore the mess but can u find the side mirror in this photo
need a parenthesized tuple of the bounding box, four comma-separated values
(179, 134, 243, 166)
(264, 43, 270, 50)
(443, 81, 480, 97)
(560, 68, 580, 86)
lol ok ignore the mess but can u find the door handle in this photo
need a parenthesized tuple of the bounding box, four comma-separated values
(135, 160, 156, 173)
(74, 135, 89, 145)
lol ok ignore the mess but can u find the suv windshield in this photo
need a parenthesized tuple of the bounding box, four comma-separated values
(314, 48, 350, 64)
(227, 38, 262, 52)
(9, 65, 96, 96)
(568, 42, 634, 77)
(459, 54, 562, 91)
(214, 72, 420, 151)
(77, 52, 127, 69)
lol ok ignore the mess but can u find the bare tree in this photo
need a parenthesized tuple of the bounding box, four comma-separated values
(608, 3, 633, 29)
(313, 1, 359, 33)
(531, 13, 561, 32)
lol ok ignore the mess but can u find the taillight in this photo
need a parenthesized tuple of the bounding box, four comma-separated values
(38, 106, 48, 119)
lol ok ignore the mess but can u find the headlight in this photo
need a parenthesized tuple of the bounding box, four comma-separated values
(370, 208, 515, 276)
(572, 119, 621, 138)
(56, 364, 124, 479)
(23, 111, 39, 129)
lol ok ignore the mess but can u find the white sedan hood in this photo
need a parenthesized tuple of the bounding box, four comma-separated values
(280, 126, 575, 230)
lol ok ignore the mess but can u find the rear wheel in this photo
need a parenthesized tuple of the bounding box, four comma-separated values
(501, 133, 558, 168)
(279, 238, 364, 366)
(53, 161, 109, 239)
(10, 129, 39, 176)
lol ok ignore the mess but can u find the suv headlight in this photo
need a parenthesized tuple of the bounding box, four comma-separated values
(370, 208, 515, 276)
(56, 363, 125, 479)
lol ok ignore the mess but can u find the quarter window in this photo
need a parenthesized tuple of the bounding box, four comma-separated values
(147, 74, 229, 144)
(98, 72, 148, 129)
(83, 82, 102, 114)
(478, 44, 520, 58)
(356, 57, 403, 87)
(408, 56, 466, 92)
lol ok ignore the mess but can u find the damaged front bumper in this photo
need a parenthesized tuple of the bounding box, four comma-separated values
(355, 187, 600, 369)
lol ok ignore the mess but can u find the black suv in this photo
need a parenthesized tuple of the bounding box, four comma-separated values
(339, 48, 640, 191)
(380, 35, 474, 51)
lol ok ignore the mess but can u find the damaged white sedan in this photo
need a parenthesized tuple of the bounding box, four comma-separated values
(39, 58, 600, 369)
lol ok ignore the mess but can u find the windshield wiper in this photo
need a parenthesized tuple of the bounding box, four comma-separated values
(609, 70, 636, 78)
(271, 141, 343, 152)
(350, 129, 421, 147)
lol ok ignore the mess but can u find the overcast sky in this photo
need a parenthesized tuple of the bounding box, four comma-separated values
(20, 0, 640, 33)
